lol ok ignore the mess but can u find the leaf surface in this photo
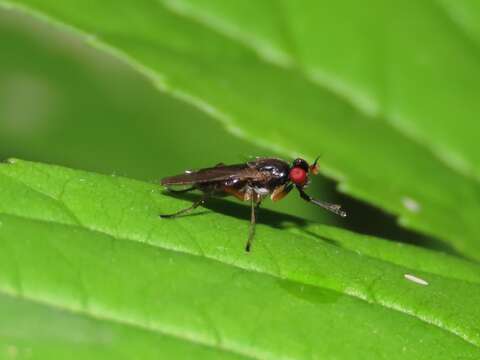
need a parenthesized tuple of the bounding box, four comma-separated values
(0, 159, 479, 359)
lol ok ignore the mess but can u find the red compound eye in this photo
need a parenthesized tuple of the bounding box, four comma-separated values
(289, 167, 307, 185)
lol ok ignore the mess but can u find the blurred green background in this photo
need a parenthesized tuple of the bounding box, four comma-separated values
(0, 8, 421, 244)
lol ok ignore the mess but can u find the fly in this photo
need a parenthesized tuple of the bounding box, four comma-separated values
(160, 157, 346, 252)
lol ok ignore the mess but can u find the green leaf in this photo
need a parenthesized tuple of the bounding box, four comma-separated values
(1, 0, 479, 259)
(0, 159, 480, 359)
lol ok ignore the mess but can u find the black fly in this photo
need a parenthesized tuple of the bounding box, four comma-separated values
(160, 157, 346, 252)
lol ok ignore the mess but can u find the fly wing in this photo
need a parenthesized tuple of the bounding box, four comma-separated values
(161, 163, 259, 186)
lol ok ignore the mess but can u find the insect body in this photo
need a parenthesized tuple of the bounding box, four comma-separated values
(160, 157, 346, 252)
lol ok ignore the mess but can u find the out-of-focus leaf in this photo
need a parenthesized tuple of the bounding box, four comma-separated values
(0, 293, 239, 360)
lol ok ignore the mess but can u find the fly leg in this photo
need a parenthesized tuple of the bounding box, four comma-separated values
(160, 193, 209, 218)
(297, 186, 347, 217)
(245, 197, 261, 252)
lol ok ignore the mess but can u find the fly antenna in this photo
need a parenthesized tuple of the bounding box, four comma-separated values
(310, 155, 321, 175)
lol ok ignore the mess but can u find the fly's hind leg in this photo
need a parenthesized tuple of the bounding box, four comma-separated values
(160, 193, 209, 218)
(245, 197, 261, 252)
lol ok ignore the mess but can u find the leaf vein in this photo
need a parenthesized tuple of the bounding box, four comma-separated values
(1, 210, 477, 349)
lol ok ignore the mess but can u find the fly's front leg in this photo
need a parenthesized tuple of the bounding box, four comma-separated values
(297, 186, 346, 217)
(160, 193, 209, 218)
(245, 196, 261, 252)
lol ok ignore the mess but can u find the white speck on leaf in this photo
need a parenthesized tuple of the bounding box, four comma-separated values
(402, 197, 421, 213)
(404, 274, 429, 286)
